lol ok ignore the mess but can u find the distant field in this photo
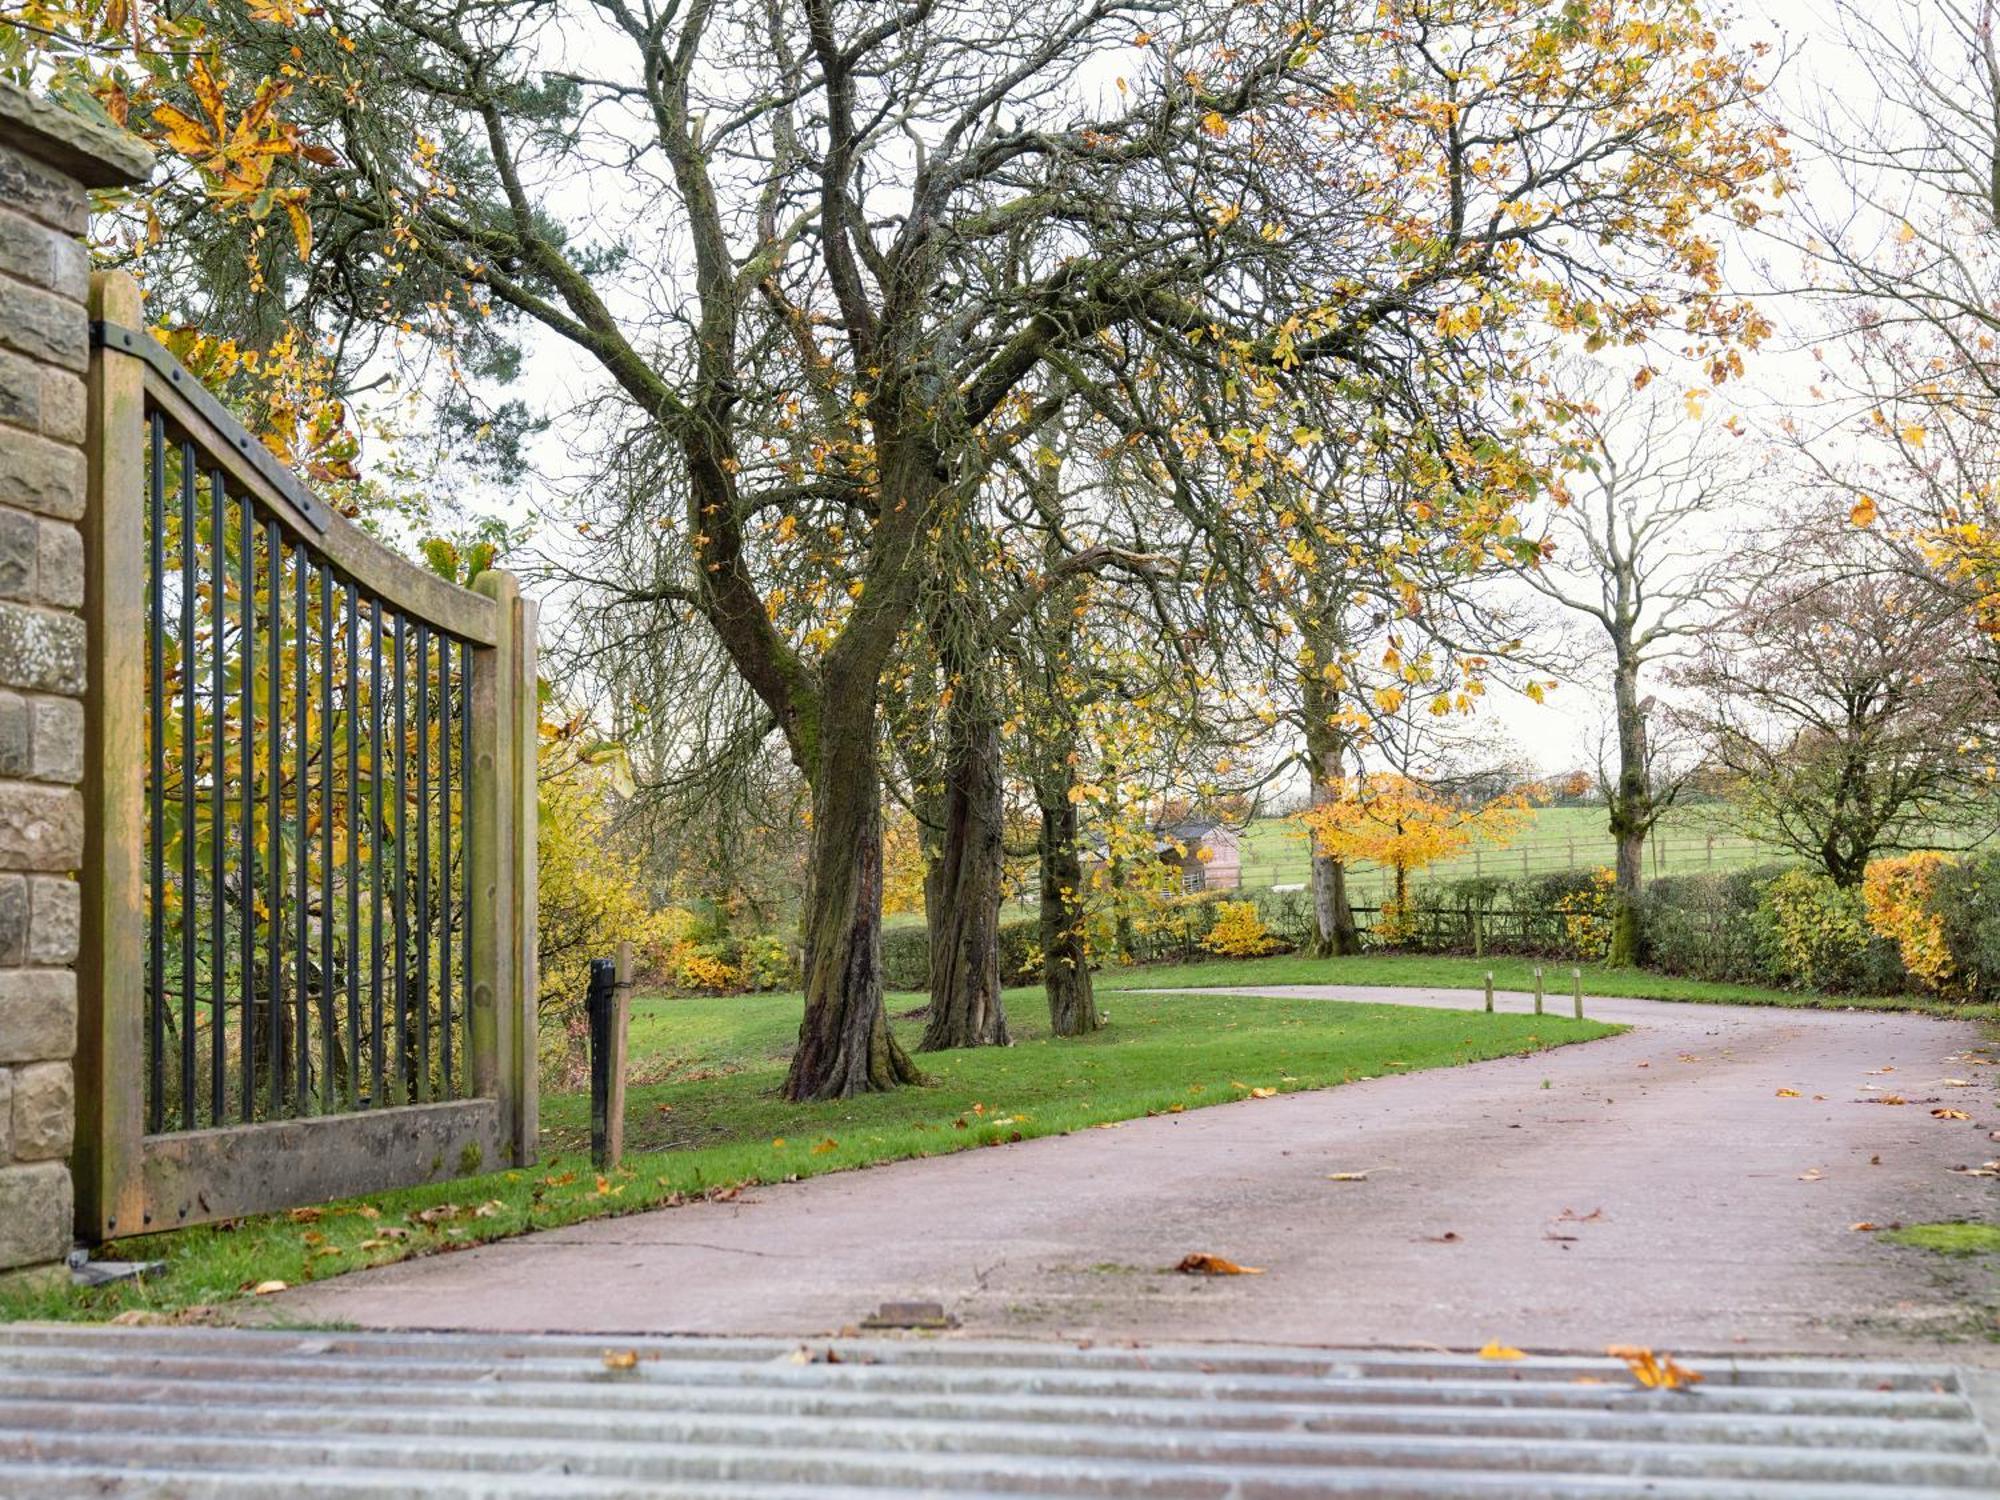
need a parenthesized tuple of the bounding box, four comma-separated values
(1228, 803, 1991, 904)
(965, 801, 1994, 919)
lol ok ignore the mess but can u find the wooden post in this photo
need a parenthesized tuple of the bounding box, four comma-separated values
(1533, 966, 1544, 1015)
(1572, 967, 1584, 1020)
(76, 272, 149, 1240)
(1483, 971, 1494, 1013)
(510, 589, 539, 1168)
(608, 940, 633, 1168)
(1472, 908, 1483, 958)
(467, 571, 518, 1144)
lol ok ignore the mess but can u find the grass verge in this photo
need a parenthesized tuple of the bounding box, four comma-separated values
(0, 988, 1613, 1324)
(1884, 1222, 2000, 1256)
(1096, 952, 2000, 1022)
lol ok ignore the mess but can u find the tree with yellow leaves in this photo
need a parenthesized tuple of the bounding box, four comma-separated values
(1298, 773, 1532, 937)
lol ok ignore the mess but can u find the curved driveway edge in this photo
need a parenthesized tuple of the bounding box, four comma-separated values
(267, 987, 1999, 1359)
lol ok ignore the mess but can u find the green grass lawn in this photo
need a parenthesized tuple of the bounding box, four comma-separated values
(1, 985, 1614, 1324)
(1095, 952, 2000, 1022)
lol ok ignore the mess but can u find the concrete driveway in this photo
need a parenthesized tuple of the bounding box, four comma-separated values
(269, 986, 2000, 1357)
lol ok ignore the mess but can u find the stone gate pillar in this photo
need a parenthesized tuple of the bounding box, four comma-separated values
(0, 84, 149, 1287)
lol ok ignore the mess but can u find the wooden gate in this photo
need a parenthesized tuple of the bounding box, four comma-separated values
(72, 272, 538, 1240)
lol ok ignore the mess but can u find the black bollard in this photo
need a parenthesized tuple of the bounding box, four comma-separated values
(588, 957, 617, 1169)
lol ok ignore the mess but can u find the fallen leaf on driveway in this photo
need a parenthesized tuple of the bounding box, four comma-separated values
(1421, 1231, 1461, 1243)
(1478, 1341, 1526, 1360)
(1609, 1345, 1702, 1390)
(1248, 1087, 1277, 1099)
(1555, 1207, 1605, 1223)
(250, 1280, 287, 1296)
(1175, 1253, 1263, 1275)
(1864, 1095, 1908, 1106)
(602, 1349, 639, 1371)
(1949, 1161, 2000, 1177)
(1932, 1108, 1971, 1121)
(1776, 1088, 1800, 1098)
(1326, 1171, 1369, 1182)
(1868, 1067, 1895, 1075)
(1798, 1168, 1825, 1181)
(1850, 1222, 1881, 1232)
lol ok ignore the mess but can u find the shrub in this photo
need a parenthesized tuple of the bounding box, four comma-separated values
(877, 913, 1042, 994)
(666, 938, 742, 993)
(1548, 867, 1617, 961)
(1861, 854, 1956, 991)
(1928, 852, 2000, 1003)
(997, 915, 1040, 985)
(1754, 869, 1904, 993)
(1202, 900, 1282, 957)
(1248, 887, 1315, 949)
(880, 924, 931, 991)
(737, 931, 799, 992)
(1636, 866, 1780, 983)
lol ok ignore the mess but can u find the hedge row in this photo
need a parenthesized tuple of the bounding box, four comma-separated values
(874, 851, 2000, 1004)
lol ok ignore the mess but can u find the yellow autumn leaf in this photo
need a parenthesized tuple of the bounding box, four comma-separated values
(250, 1279, 288, 1295)
(1849, 495, 1878, 528)
(1899, 424, 1926, 447)
(1478, 1341, 1526, 1360)
(1608, 1345, 1701, 1390)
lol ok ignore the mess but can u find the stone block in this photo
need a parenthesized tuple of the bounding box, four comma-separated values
(35, 520, 80, 608)
(0, 508, 36, 600)
(0, 692, 25, 777)
(0, 205, 57, 289)
(29, 695, 79, 784)
(0, 1160, 70, 1269)
(27, 875, 76, 964)
(0, 139, 85, 234)
(0, 82, 155, 191)
(0, 346, 37, 432)
(37, 367, 83, 444)
(46, 233, 87, 302)
(0, 968, 75, 1064)
(0, 277, 85, 372)
(0, 427, 84, 520)
(0, 877, 23, 966)
(0, 782, 81, 870)
(9, 1061, 71, 1159)
(0, 601, 83, 694)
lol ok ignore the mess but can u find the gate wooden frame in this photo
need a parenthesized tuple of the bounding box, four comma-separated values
(72, 272, 537, 1240)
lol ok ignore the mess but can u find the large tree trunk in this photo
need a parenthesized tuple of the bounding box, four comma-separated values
(785, 701, 922, 1100)
(920, 704, 1010, 1051)
(1607, 651, 1650, 966)
(1303, 675, 1360, 957)
(1037, 786, 1100, 1037)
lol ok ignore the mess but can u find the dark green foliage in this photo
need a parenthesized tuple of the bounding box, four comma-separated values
(880, 926, 931, 992)
(1929, 852, 2000, 1003)
(883, 915, 1043, 994)
(1637, 866, 1787, 983)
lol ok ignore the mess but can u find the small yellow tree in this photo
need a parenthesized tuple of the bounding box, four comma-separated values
(1297, 774, 1531, 939)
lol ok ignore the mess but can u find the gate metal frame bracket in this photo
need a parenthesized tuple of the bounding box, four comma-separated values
(88, 319, 329, 533)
